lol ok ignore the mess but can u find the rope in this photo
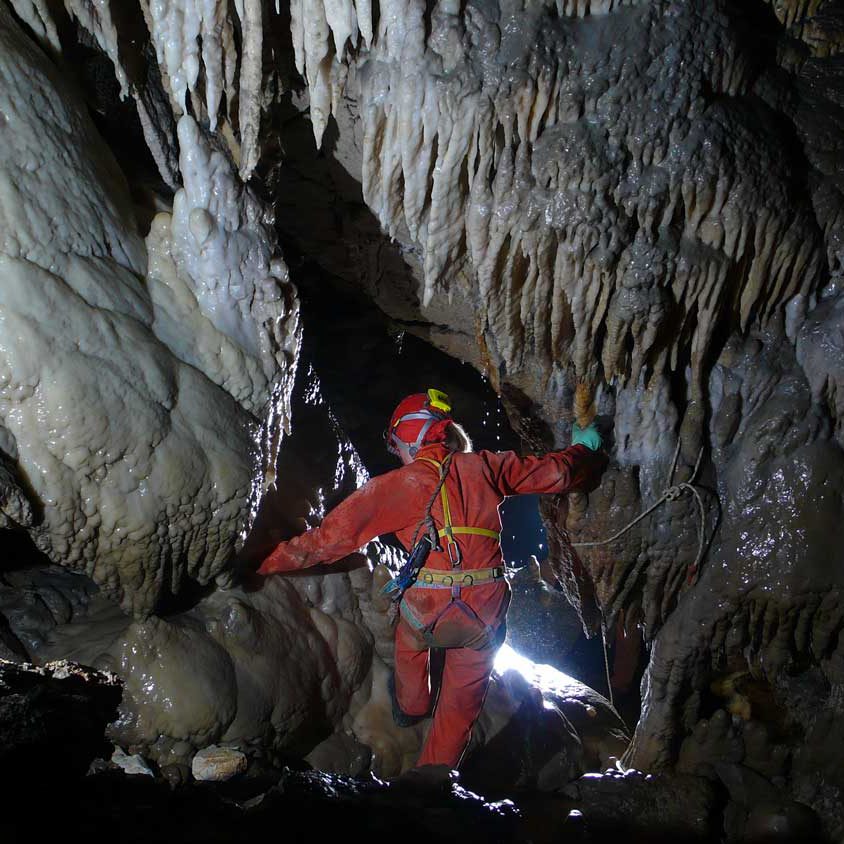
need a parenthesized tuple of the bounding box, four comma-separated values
(410, 451, 454, 551)
(387, 453, 454, 626)
(558, 438, 708, 709)
(601, 621, 615, 709)
(571, 439, 708, 587)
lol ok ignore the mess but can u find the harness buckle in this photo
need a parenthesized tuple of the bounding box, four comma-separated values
(462, 574, 474, 586)
(442, 575, 454, 586)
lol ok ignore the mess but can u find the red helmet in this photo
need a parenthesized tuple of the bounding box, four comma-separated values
(385, 389, 453, 461)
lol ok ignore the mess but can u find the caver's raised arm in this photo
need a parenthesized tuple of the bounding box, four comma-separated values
(481, 444, 607, 498)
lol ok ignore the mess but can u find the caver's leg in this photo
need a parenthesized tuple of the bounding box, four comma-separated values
(415, 641, 496, 768)
(394, 616, 432, 717)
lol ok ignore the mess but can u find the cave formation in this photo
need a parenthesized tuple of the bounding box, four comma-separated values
(0, 0, 843, 841)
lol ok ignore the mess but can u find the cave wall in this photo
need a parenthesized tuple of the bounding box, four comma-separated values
(268, 0, 844, 833)
(1, 0, 844, 835)
(30, 361, 415, 776)
(25, 342, 624, 785)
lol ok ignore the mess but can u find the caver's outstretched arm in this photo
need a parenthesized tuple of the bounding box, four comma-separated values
(257, 465, 429, 574)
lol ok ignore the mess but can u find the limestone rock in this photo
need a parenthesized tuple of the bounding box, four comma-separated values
(504, 558, 584, 673)
(191, 745, 247, 782)
(463, 644, 629, 794)
(562, 768, 719, 841)
(0, 565, 98, 657)
(0, 7, 299, 617)
(111, 746, 155, 777)
(3, 0, 844, 836)
(305, 732, 372, 778)
(0, 658, 121, 789)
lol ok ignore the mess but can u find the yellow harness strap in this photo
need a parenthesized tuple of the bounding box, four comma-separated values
(438, 526, 501, 540)
(417, 457, 501, 563)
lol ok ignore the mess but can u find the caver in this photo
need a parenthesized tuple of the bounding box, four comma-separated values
(258, 389, 607, 770)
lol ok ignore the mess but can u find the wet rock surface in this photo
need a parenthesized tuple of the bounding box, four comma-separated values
(0, 7, 299, 618)
(464, 645, 629, 795)
(0, 563, 99, 659)
(560, 768, 721, 843)
(252, 7, 844, 832)
(11, 278, 624, 784)
(3, 766, 519, 843)
(0, 653, 820, 844)
(505, 558, 584, 671)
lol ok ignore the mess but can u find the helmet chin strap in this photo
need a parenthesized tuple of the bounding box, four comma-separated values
(395, 440, 414, 464)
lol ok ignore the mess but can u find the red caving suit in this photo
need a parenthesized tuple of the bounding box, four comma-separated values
(258, 441, 605, 769)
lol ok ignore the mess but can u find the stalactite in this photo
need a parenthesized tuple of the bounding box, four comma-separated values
(237, 0, 263, 179)
(143, 0, 237, 122)
(63, 0, 129, 95)
(348, 0, 824, 418)
(0, 7, 300, 615)
(11, 1, 826, 387)
(8, 0, 61, 53)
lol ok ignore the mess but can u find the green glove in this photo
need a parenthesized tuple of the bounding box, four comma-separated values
(572, 422, 602, 451)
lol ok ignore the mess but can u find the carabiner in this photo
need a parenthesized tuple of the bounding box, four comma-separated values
(447, 539, 461, 567)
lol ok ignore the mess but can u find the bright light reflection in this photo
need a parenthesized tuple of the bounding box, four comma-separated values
(494, 643, 585, 700)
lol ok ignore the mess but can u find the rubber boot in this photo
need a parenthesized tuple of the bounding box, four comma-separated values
(387, 669, 427, 727)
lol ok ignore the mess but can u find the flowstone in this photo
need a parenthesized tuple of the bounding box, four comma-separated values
(0, 7, 298, 616)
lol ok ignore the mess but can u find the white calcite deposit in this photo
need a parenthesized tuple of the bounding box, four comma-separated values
(0, 7, 298, 617)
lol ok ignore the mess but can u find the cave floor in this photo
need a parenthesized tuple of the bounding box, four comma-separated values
(3, 766, 735, 844)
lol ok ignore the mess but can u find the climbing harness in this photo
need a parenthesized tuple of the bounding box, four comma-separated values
(401, 454, 504, 647)
(380, 533, 438, 601)
(415, 455, 502, 567)
(413, 566, 506, 588)
(381, 451, 505, 647)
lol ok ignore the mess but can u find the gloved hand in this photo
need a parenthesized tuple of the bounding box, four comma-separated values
(571, 422, 602, 451)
